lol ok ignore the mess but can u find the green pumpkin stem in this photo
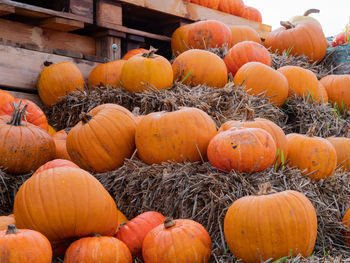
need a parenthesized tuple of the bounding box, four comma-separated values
(280, 21, 295, 29)
(303, 9, 320, 16)
(7, 102, 28, 126)
(258, 182, 276, 195)
(80, 113, 93, 124)
(243, 105, 255, 121)
(164, 217, 176, 229)
(6, 224, 18, 234)
(142, 47, 158, 58)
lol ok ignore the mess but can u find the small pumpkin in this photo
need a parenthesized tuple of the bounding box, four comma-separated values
(224, 183, 317, 262)
(241, 6, 262, 23)
(116, 210, 128, 232)
(52, 129, 72, 161)
(88, 60, 126, 89)
(0, 214, 15, 231)
(229, 25, 262, 47)
(218, 0, 244, 16)
(172, 49, 228, 88)
(64, 236, 132, 263)
(326, 127, 350, 171)
(233, 62, 289, 106)
(342, 208, 350, 247)
(33, 159, 79, 176)
(171, 24, 191, 56)
(0, 225, 52, 262)
(0, 89, 15, 109)
(38, 61, 84, 106)
(48, 125, 56, 135)
(122, 48, 148, 60)
(116, 211, 165, 257)
(142, 218, 212, 263)
(320, 75, 350, 111)
(332, 32, 350, 47)
(289, 9, 322, 28)
(191, 0, 220, 9)
(316, 82, 328, 104)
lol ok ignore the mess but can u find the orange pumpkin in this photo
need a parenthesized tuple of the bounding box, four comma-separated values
(122, 48, 148, 60)
(0, 214, 15, 231)
(67, 104, 136, 172)
(264, 21, 327, 62)
(14, 166, 118, 241)
(116, 210, 128, 231)
(191, 0, 220, 9)
(224, 41, 271, 76)
(52, 129, 71, 160)
(135, 107, 217, 164)
(229, 25, 262, 47)
(241, 6, 262, 23)
(233, 62, 289, 107)
(342, 208, 350, 247)
(34, 159, 79, 176)
(120, 48, 173, 93)
(287, 133, 337, 180)
(64, 236, 132, 263)
(218, 0, 244, 16)
(171, 24, 191, 56)
(224, 183, 317, 262)
(0, 89, 14, 109)
(88, 60, 126, 89)
(48, 125, 56, 135)
(0, 225, 52, 262)
(172, 49, 228, 88)
(143, 218, 212, 263)
(116, 211, 165, 257)
(38, 62, 85, 106)
(326, 135, 350, 172)
(320, 75, 350, 111)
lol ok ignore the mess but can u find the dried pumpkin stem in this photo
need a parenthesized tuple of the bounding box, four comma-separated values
(142, 47, 158, 58)
(80, 113, 93, 124)
(243, 105, 255, 121)
(7, 103, 28, 126)
(303, 9, 320, 16)
(257, 182, 277, 195)
(280, 21, 295, 29)
(164, 217, 176, 229)
(6, 224, 18, 234)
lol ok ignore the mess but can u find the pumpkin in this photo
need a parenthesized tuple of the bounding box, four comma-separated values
(233, 62, 289, 106)
(317, 82, 328, 103)
(229, 25, 262, 47)
(218, 0, 244, 16)
(120, 48, 173, 93)
(264, 21, 327, 62)
(0, 103, 55, 174)
(67, 104, 136, 172)
(52, 129, 72, 161)
(116, 211, 165, 257)
(0, 225, 52, 262)
(191, 0, 220, 9)
(327, 132, 350, 171)
(343, 208, 350, 247)
(208, 127, 277, 172)
(187, 20, 232, 50)
(33, 159, 79, 176)
(0, 214, 15, 231)
(289, 9, 322, 28)
(64, 236, 132, 263)
(135, 107, 217, 164)
(241, 6, 262, 23)
(122, 48, 148, 60)
(224, 41, 271, 76)
(171, 24, 191, 56)
(172, 49, 228, 88)
(320, 75, 350, 111)
(219, 107, 288, 165)
(224, 183, 317, 262)
(48, 125, 56, 135)
(0, 89, 14, 109)
(88, 60, 126, 89)
(14, 166, 118, 241)
(332, 32, 350, 47)
(116, 210, 128, 232)
(143, 218, 211, 263)
(286, 131, 337, 180)
(38, 61, 84, 106)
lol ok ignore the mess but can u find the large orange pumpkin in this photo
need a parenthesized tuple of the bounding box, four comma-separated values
(33, 159, 79, 176)
(208, 127, 277, 172)
(0, 214, 15, 231)
(171, 24, 191, 56)
(52, 129, 71, 161)
(233, 62, 289, 107)
(172, 49, 228, 88)
(229, 25, 262, 47)
(88, 60, 126, 89)
(320, 75, 350, 111)
(116, 211, 165, 257)
(264, 21, 327, 62)
(67, 104, 136, 172)
(241, 6, 262, 23)
(224, 183, 317, 262)
(14, 166, 118, 241)
(0, 103, 55, 174)
(342, 208, 350, 247)
(326, 135, 350, 172)
(122, 48, 148, 60)
(64, 236, 132, 263)
(0, 225, 52, 262)
(142, 218, 212, 263)
(224, 41, 271, 76)
(38, 62, 85, 106)
(0, 89, 14, 109)
(135, 107, 217, 164)
(287, 133, 337, 180)
(218, 0, 244, 16)
(191, 0, 220, 9)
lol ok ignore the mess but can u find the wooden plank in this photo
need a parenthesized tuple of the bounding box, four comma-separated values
(0, 44, 99, 91)
(39, 17, 84, 32)
(96, 0, 122, 29)
(69, 0, 93, 18)
(0, 3, 14, 15)
(96, 36, 121, 60)
(5, 90, 43, 108)
(0, 18, 95, 55)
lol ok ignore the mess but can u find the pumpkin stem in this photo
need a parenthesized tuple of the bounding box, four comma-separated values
(243, 105, 255, 121)
(43, 61, 53, 67)
(7, 102, 28, 126)
(303, 9, 320, 16)
(306, 126, 316, 137)
(142, 47, 158, 58)
(64, 127, 72, 133)
(280, 21, 295, 29)
(6, 224, 18, 234)
(164, 217, 176, 229)
(118, 222, 127, 231)
(80, 112, 93, 124)
(257, 182, 276, 195)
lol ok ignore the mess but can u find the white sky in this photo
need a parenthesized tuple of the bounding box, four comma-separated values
(244, 0, 350, 36)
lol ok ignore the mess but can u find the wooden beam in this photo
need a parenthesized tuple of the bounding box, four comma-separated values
(69, 0, 93, 18)
(0, 3, 14, 16)
(96, 36, 121, 60)
(5, 90, 43, 108)
(96, 0, 122, 29)
(0, 44, 99, 91)
(39, 17, 85, 32)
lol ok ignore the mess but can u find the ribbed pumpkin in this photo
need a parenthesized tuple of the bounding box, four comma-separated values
(320, 75, 350, 111)
(172, 49, 228, 88)
(327, 133, 350, 172)
(52, 129, 71, 160)
(191, 0, 220, 9)
(64, 236, 132, 263)
(88, 60, 125, 89)
(171, 24, 191, 56)
(48, 125, 56, 135)
(0, 104, 55, 174)
(187, 20, 232, 50)
(67, 104, 136, 172)
(208, 127, 277, 172)
(241, 6, 262, 23)
(38, 62, 84, 106)
(0, 225, 52, 262)
(264, 21, 327, 62)
(0, 214, 15, 231)
(122, 48, 148, 60)
(224, 183, 317, 263)
(219, 107, 287, 165)
(342, 208, 350, 247)
(289, 9, 322, 28)
(0, 89, 14, 109)
(116, 211, 165, 257)
(233, 62, 289, 106)
(317, 82, 328, 103)
(14, 166, 118, 241)
(143, 218, 212, 263)
(33, 159, 79, 176)
(135, 107, 217, 164)
(120, 48, 173, 93)
(287, 132, 337, 180)
(229, 25, 262, 47)
(218, 0, 244, 16)
(224, 41, 271, 76)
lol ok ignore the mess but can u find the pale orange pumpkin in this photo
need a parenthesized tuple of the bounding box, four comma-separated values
(88, 60, 126, 89)
(327, 132, 350, 172)
(320, 75, 350, 111)
(218, 0, 244, 16)
(0, 214, 15, 231)
(241, 6, 262, 23)
(33, 159, 79, 176)
(171, 24, 191, 56)
(0, 89, 15, 109)
(229, 25, 262, 47)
